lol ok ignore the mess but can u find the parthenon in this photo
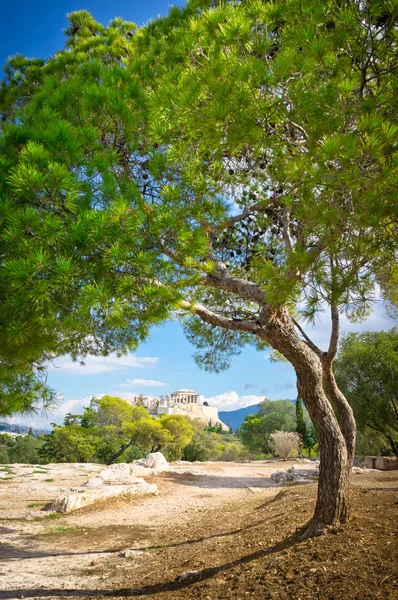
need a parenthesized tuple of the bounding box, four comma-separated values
(169, 389, 199, 404)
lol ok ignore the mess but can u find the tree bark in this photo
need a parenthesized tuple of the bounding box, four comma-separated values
(259, 305, 351, 537)
(366, 422, 398, 457)
(322, 362, 357, 464)
(107, 440, 133, 465)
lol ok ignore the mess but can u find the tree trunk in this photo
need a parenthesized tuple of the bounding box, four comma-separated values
(386, 434, 398, 458)
(322, 363, 357, 464)
(366, 423, 398, 457)
(107, 440, 133, 465)
(260, 305, 351, 537)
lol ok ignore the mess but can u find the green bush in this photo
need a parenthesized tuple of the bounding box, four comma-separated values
(8, 435, 43, 464)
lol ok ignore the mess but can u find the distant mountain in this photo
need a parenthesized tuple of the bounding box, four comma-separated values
(219, 398, 297, 431)
(0, 422, 50, 436)
(219, 404, 261, 431)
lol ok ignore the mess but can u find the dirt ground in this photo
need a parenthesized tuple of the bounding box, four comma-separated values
(0, 461, 397, 600)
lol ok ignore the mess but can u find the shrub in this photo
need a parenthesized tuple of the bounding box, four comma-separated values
(269, 431, 301, 460)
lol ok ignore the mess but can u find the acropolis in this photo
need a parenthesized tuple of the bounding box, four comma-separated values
(131, 389, 228, 430)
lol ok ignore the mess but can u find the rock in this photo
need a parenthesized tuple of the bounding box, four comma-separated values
(131, 452, 169, 476)
(352, 466, 364, 474)
(98, 463, 140, 485)
(167, 467, 204, 476)
(271, 470, 314, 485)
(50, 480, 158, 513)
(118, 549, 145, 558)
(83, 477, 104, 488)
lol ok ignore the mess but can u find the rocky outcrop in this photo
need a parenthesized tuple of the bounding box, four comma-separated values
(131, 452, 169, 476)
(271, 464, 319, 485)
(50, 479, 158, 513)
(48, 453, 171, 513)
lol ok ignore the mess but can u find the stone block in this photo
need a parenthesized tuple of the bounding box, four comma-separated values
(50, 481, 158, 513)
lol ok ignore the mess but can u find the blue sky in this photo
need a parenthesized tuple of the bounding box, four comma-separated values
(2, 1, 397, 428)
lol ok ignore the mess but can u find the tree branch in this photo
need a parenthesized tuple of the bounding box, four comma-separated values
(205, 252, 267, 305)
(292, 318, 323, 358)
(179, 300, 260, 334)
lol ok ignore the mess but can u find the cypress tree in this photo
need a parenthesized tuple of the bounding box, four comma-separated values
(295, 396, 307, 449)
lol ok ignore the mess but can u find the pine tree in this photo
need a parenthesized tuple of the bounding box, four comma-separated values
(1, 1, 397, 537)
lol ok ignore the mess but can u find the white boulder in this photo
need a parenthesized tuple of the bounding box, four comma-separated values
(98, 463, 141, 485)
(131, 452, 169, 476)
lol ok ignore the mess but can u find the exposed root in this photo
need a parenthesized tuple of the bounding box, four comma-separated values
(300, 518, 328, 540)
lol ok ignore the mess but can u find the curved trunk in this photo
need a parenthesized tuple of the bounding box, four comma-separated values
(322, 362, 356, 464)
(107, 440, 133, 465)
(260, 306, 351, 537)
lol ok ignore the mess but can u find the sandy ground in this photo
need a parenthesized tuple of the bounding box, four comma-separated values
(0, 460, 305, 598)
(1, 461, 396, 600)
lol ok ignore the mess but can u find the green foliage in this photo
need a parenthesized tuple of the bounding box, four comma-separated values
(38, 395, 196, 464)
(39, 424, 99, 463)
(183, 422, 250, 462)
(240, 399, 296, 455)
(158, 414, 194, 460)
(335, 328, 398, 456)
(7, 435, 43, 464)
(0, 433, 15, 447)
(1, 0, 397, 423)
(240, 415, 272, 456)
(295, 396, 317, 457)
(295, 396, 307, 441)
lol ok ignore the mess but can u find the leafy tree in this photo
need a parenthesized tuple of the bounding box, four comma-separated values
(335, 329, 398, 457)
(183, 422, 249, 461)
(259, 399, 296, 432)
(39, 424, 99, 463)
(295, 396, 317, 457)
(159, 414, 194, 460)
(0, 448, 9, 464)
(303, 427, 318, 459)
(1, 1, 397, 536)
(83, 396, 150, 464)
(0, 433, 15, 447)
(183, 428, 221, 461)
(8, 434, 43, 463)
(295, 396, 307, 447)
(240, 399, 296, 455)
(126, 418, 172, 454)
(240, 415, 270, 456)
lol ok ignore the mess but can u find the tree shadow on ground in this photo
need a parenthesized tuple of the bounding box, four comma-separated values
(0, 530, 301, 599)
(159, 472, 279, 489)
(0, 511, 286, 560)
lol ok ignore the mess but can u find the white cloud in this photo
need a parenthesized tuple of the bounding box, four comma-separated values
(6, 396, 94, 430)
(199, 391, 264, 412)
(119, 378, 167, 388)
(47, 353, 159, 375)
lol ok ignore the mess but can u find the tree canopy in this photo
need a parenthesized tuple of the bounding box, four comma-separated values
(335, 328, 398, 457)
(1, 0, 397, 535)
(240, 398, 297, 454)
(39, 396, 195, 463)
